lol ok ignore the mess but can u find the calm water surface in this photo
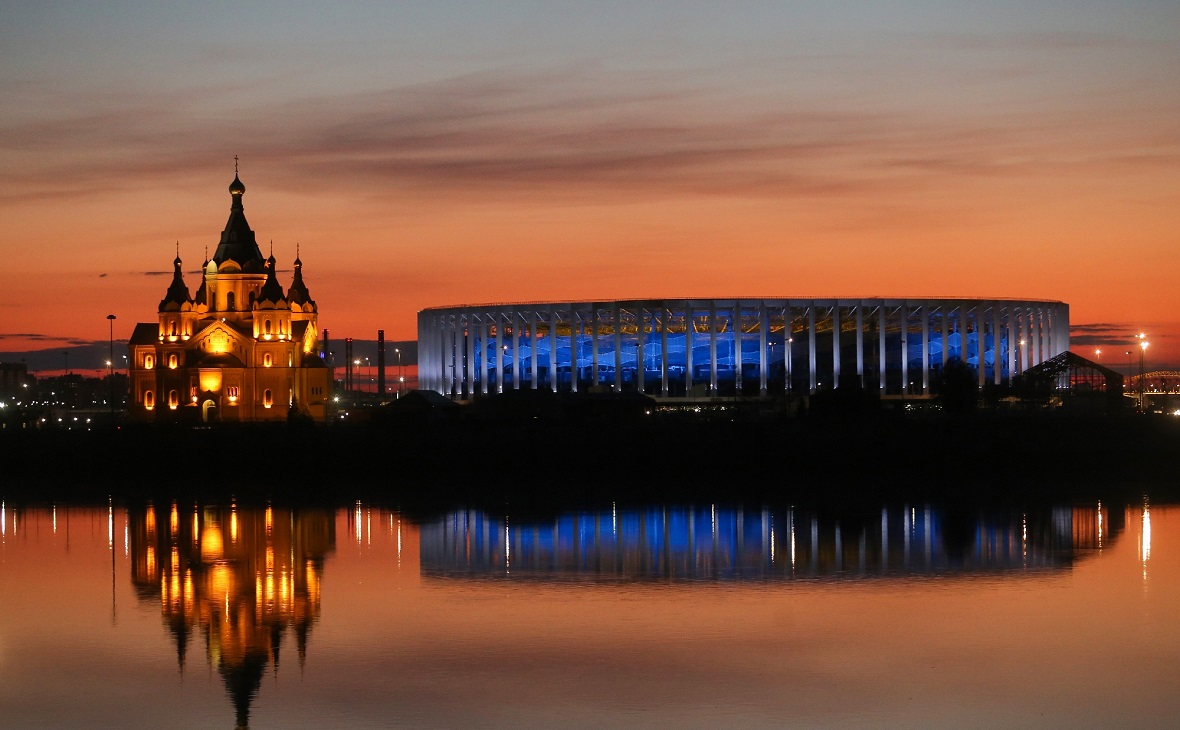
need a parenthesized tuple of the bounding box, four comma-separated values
(0, 500, 1177, 729)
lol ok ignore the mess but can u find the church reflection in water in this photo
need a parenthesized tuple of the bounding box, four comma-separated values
(419, 503, 1124, 580)
(128, 503, 334, 729)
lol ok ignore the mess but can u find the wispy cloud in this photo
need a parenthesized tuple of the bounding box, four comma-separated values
(0, 333, 100, 346)
(5, 62, 1171, 208)
(1069, 323, 1162, 347)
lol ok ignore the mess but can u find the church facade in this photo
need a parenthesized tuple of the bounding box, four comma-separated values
(128, 170, 331, 423)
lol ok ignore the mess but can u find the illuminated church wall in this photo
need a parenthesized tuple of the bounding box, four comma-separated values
(127, 169, 331, 423)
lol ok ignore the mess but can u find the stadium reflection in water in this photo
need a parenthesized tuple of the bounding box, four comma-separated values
(419, 504, 1122, 580)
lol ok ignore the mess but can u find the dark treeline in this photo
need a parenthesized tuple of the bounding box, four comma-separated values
(2, 400, 1176, 516)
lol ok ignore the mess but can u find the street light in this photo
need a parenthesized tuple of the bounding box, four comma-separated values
(394, 348, 403, 397)
(1138, 334, 1149, 409)
(107, 314, 116, 419)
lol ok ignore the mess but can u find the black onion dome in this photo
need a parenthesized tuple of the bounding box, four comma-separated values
(256, 254, 287, 305)
(193, 258, 209, 306)
(158, 255, 191, 311)
(286, 256, 314, 307)
(212, 167, 264, 268)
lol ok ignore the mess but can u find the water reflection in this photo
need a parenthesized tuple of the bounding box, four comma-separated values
(421, 504, 1125, 581)
(0, 499, 1174, 727)
(1142, 498, 1152, 580)
(127, 503, 334, 729)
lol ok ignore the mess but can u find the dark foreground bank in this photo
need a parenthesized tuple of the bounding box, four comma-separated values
(3, 408, 1176, 512)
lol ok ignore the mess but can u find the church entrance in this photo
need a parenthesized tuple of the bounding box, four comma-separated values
(202, 399, 218, 423)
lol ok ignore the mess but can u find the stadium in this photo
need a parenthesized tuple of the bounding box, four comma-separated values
(417, 298, 1068, 400)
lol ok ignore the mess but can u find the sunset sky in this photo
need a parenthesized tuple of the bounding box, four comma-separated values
(2, 2, 1178, 371)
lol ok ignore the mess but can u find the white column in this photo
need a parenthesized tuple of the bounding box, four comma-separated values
(785, 305, 793, 394)
(975, 306, 985, 389)
(759, 302, 768, 396)
(807, 304, 817, 393)
(449, 316, 458, 396)
(1061, 303, 1071, 356)
(438, 316, 446, 395)
(921, 304, 929, 394)
(434, 315, 442, 395)
(734, 304, 742, 394)
(992, 303, 1001, 386)
(855, 305, 864, 387)
(1035, 306, 1043, 365)
(613, 303, 622, 392)
(940, 303, 949, 368)
(494, 312, 504, 393)
(686, 307, 694, 396)
(832, 305, 841, 388)
(661, 306, 669, 397)
(900, 303, 909, 395)
(438, 322, 446, 394)
(878, 305, 886, 392)
(1007, 306, 1016, 380)
(481, 317, 490, 395)
(527, 311, 537, 387)
(590, 306, 598, 389)
(1044, 306, 1052, 360)
(549, 306, 559, 392)
(465, 312, 475, 398)
(709, 303, 718, 394)
(570, 308, 579, 394)
(637, 307, 646, 395)
(512, 310, 520, 390)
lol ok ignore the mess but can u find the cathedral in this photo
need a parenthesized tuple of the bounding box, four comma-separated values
(128, 168, 331, 422)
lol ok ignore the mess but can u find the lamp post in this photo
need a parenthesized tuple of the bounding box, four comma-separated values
(107, 314, 116, 419)
(786, 337, 793, 395)
(365, 356, 371, 393)
(1138, 334, 1149, 410)
(394, 348, 403, 397)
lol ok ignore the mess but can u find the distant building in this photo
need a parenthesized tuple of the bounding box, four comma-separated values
(128, 169, 331, 422)
(0, 362, 32, 397)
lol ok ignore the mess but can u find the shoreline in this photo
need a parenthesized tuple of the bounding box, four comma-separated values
(2, 411, 1176, 513)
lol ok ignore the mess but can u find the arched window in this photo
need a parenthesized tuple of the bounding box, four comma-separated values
(168, 353, 178, 369)
(263, 389, 273, 408)
(263, 353, 273, 367)
(264, 319, 272, 335)
(169, 322, 177, 336)
(144, 390, 155, 410)
(226, 292, 236, 311)
(144, 354, 154, 370)
(168, 390, 178, 409)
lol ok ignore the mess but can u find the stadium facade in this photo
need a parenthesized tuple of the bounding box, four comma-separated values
(417, 298, 1068, 399)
